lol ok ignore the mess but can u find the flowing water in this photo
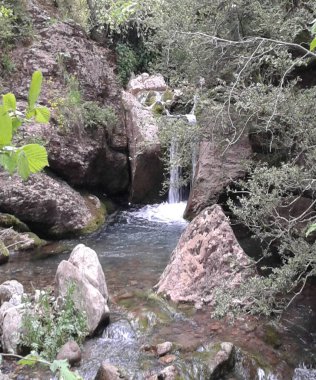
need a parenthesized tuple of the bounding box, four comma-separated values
(0, 203, 315, 379)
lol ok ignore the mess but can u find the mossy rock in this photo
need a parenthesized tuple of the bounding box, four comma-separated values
(162, 89, 174, 102)
(0, 213, 30, 232)
(79, 196, 107, 235)
(152, 101, 164, 114)
(0, 239, 9, 265)
(263, 324, 282, 349)
(145, 91, 158, 107)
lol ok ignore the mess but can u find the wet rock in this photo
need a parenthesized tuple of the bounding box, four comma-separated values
(94, 362, 126, 380)
(122, 86, 164, 203)
(156, 205, 254, 306)
(0, 228, 44, 252)
(156, 365, 179, 380)
(55, 244, 109, 335)
(156, 341, 173, 356)
(184, 131, 252, 219)
(208, 342, 235, 379)
(0, 172, 105, 238)
(56, 340, 81, 366)
(0, 240, 9, 265)
(293, 367, 316, 380)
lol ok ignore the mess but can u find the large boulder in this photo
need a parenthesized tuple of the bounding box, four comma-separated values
(55, 244, 109, 335)
(2, 0, 130, 196)
(0, 172, 105, 238)
(122, 74, 167, 203)
(0, 280, 24, 354)
(156, 205, 253, 306)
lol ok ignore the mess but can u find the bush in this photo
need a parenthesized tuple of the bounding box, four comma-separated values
(21, 284, 88, 361)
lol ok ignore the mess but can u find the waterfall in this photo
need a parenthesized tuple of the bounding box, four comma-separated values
(168, 139, 182, 204)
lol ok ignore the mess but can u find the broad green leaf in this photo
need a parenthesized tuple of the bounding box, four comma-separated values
(18, 354, 40, 367)
(306, 223, 316, 237)
(310, 37, 316, 52)
(28, 71, 43, 111)
(26, 109, 35, 120)
(2, 93, 16, 111)
(34, 106, 50, 123)
(0, 151, 18, 174)
(19, 144, 48, 173)
(12, 117, 22, 132)
(50, 360, 83, 380)
(0, 105, 12, 146)
(17, 150, 31, 180)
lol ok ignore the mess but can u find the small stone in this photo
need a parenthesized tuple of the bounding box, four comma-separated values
(56, 340, 81, 366)
(156, 341, 173, 356)
(159, 354, 177, 364)
(158, 365, 178, 380)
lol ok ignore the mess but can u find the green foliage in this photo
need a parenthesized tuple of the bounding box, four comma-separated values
(0, 0, 33, 49)
(0, 71, 49, 180)
(18, 352, 83, 380)
(50, 75, 117, 134)
(115, 43, 138, 85)
(21, 284, 88, 362)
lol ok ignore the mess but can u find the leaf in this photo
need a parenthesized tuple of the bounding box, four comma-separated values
(312, 22, 316, 35)
(28, 71, 43, 111)
(306, 223, 316, 237)
(2, 93, 16, 111)
(12, 117, 22, 132)
(50, 360, 83, 380)
(0, 151, 18, 174)
(19, 144, 48, 173)
(0, 105, 12, 146)
(18, 353, 40, 367)
(26, 109, 35, 120)
(17, 150, 31, 180)
(310, 37, 316, 52)
(35, 106, 50, 123)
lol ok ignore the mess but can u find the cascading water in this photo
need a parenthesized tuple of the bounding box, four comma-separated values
(168, 138, 182, 204)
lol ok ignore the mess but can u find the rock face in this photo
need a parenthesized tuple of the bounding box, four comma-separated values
(55, 244, 109, 335)
(184, 132, 252, 220)
(123, 74, 167, 203)
(0, 172, 105, 238)
(0, 280, 24, 354)
(2, 0, 129, 196)
(95, 362, 126, 380)
(156, 205, 253, 306)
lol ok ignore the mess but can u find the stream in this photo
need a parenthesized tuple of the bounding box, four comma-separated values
(0, 202, 315, 379)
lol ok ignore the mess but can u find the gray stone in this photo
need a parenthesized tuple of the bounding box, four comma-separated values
(156, 341, 173, 357)
(94, 362, 126, 380)
(0, 281, 24, 306)
(56, 340, 81, 366)
(208, 342, 235, 379)
(156, 205, 254, 306)
(0, 305, 22, 354)
(55, 244, 109, 335)
(127, 73, 167, 95)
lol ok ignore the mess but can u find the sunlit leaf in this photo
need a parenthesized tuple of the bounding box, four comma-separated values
(0, 151, 17, 174)
(0, 105, 12, 146)
(310, 37, 316, 52)
(18, 354, 40, 367)
(19, 144, 48, 173)
(2, 93, 16, 111)
(12, 117, 22, 132)
(34, 106, 50, 123)
(17, 150, 31, 180)
(28, 71, 43, 111)
(306, 223, 316, 237)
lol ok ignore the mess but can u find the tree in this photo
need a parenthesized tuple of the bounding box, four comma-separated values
(0, 71, 50, 180)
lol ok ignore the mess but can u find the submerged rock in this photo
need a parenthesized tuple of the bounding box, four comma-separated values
(156, 205, 253, 306)
(55, 244, 109, 335)
(0, 172, 105, 238)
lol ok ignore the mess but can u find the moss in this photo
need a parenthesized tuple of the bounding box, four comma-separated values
(145, 91, 158, 106)
(0, 239, 9, 264)
(162, 89, 174, 102)
(0, 213, 30, 232)
(26, 232, 45, 248)
(263, 324, 282, 349)
(79, 197, 107, 235)
(152, 101, 164, 114)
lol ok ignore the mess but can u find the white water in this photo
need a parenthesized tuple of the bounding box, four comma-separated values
(130, 202, 187, 224)
(258, 368, 279, 380)
(168, 139, 182, 204)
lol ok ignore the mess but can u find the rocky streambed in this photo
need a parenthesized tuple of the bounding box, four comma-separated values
(0, 203, 315, 380)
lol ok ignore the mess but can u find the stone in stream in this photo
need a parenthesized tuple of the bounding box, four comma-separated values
(156, 341, 173, 356)
(94, 362, 127, 380)
(56, 340, 82, 366)
(55, 244, 109, 336)
(0, 280, 24, 354)
(156, 205, 254, 307)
